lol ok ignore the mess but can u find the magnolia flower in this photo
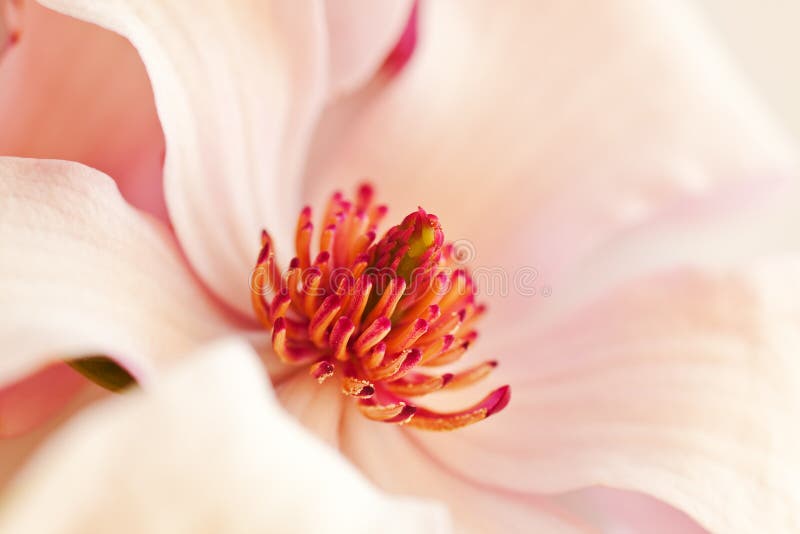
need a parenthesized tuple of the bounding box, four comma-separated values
(1, 0, 799, 532)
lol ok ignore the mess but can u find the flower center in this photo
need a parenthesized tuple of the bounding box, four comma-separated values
(251, 185, 510, 431)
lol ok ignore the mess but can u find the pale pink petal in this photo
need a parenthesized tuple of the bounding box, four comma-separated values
(305, 0, 796, 301)
(0, 380, 107, 490)
(560, 487, 708, 534)
(324, 0, 414, 94)
(408, 263, 800, 533)
(0, 156, 230, 385)
(277, 373, 592, 533)
(36, 0, 326, 318)
(0, 339, 451, 534)
(0, 1, 166, 220)
(0, 1, 9, 52)
(0, 363, 84, 437)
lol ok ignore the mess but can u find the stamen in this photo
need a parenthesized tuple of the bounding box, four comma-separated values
(251, 184, 510, 431)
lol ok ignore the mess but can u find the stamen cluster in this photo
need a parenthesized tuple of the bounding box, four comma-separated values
(251, 185, 509, 431)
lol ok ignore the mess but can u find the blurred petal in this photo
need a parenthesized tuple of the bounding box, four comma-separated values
(0, 1, 166, 220)
(305, 0, 796, 303)
(36, 0, 329, 318)
(277, 373, 591, 533)
(0, 2, 9, 52)
(0, 157, 230, 386)
(560, 487, 708, 534)
(0, 363, 84, 437)
(0, 379, 106, 489)
(324, 0, 414, 94)
(411, 262, 800, 533)
(0, 339, 451, 534)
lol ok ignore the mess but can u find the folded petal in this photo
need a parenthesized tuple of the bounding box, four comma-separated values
(324, 0, 414, 94)
(410, 262, 800, 533)
(0, 1, 166, 220)
(0, 362, 85, 437)
(36, 0, 322, 318)
(305, 0, 797, 303)
(0, 339, 451, 534)
(0, 157, 230, 386)
(559, 487, 708, 534)
(0, 377, 106, 488)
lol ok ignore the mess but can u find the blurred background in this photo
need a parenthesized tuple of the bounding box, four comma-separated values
(697, 0, 800, 142)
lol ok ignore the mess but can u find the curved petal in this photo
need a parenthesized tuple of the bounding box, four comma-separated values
(0, 2, 9, 52)
(0, 157, 230, 386)
(0, 378, 107, 489)
(324, 0, 414, 94)
(38, 0, 429, 317)
(560, 487, 708, 534)
(276, 372, 592, 533)
(409, 262, 800, 533)
(0, 1, 166, 220)
(304, 0, 797, 309)
(0, 339, 451, 534)
(0, 362, 85, 437)
(36, 1, 317, 320)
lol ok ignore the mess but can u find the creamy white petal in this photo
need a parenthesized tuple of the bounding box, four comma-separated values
(0, 338, 451, 534)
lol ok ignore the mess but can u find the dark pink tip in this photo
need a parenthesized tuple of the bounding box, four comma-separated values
(330, 316, 355, 343)
(256, 242, 271, 264)
(358, 183, 374, 200)
(311, 361, 335, 381)
(400, 349, 422, 372)
(485, 386, 511, 417)
(441, 373, 454, 387)
(441, 335, 455, 351)
(384, 404, 417, 424)
(355, 385, 375, 398)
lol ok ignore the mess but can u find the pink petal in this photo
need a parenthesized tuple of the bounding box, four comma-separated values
(40, 0, 416, 317)
(0, 1, 166, 220)
(0, 2, 9, 52)
(324, 0, 415, 94)
(410, 263, 800, 532)
(560, 487, 708, 533)
(305, 0, 796, 296)
(0, 157, 231, 386)
(0, 362, 84, 437)
(0, 339, 451, 533)
(0, 378, 107, 491)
